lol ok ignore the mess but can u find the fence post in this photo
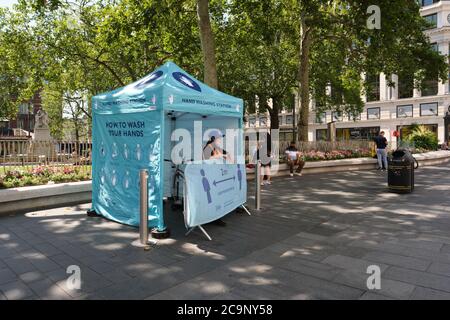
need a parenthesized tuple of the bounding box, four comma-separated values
(255, 160, 261, 210)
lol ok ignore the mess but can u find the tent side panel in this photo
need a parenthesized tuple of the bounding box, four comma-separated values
(91, 110, 163, 227)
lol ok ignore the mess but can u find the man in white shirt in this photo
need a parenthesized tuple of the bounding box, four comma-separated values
(285, 141, 305, 177)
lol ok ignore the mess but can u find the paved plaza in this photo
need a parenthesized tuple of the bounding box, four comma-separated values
(1, 162, 450, 300)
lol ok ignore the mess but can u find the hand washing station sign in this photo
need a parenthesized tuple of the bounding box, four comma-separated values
(184, 162, 246, 227)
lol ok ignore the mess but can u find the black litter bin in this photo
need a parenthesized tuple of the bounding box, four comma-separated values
(388, 149, 418, 193)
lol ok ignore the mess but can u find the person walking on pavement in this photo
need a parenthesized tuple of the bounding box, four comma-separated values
(374, 131, 388, 171)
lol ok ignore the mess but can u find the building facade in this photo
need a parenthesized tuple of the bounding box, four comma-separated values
(0, 92, 42, 137)
(245, 1, 450, 145)
(310, 1, 450, 144)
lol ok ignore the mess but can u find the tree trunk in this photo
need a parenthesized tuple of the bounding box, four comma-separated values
(269, 96, 280, 130)
(297, 19, 313, 142)
(197, 0, 218, 89)
(73, 116, 80, 143)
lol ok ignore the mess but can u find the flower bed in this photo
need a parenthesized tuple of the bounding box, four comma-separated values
(0, 166, 91, 189)
(298, 148, 372, 162)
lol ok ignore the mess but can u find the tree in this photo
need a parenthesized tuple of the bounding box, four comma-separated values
(3, 0, 446, 142)
(0, 6, 43, 119)
(295, 0, 448, 141)
(197, 0, 218, 88)
(4, 0, 203, 128)
(214, 0, 298, 129)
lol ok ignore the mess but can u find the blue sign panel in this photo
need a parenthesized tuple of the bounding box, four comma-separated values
(183, 162, 246, 227)
(91, 111, 163, 228)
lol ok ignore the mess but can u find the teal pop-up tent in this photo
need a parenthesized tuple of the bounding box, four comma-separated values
(91, 62, 245, 232)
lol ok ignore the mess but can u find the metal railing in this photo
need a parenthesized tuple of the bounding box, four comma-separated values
(245, 139, 377, 163)
(0, 139, 92, 175)
(279, 140, 376, 153)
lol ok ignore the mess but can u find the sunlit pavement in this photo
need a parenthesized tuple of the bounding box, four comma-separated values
(1, 162, 450, 300)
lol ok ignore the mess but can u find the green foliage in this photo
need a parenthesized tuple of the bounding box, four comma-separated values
(0, 6, 43, 118)
(214, 0, 298, 122)
(1, 0, 202, 126)
(308, 0, 447, 116)
(405, 124, 439, 151)
(1, 0, 447, 137)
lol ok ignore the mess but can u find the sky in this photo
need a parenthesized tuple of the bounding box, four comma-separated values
(0, 0, 17, 8)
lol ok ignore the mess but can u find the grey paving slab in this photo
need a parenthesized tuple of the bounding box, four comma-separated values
(4, 256, 37, 275)
(359, 292, 395, 300)
(31, 242, 62, 257)
(322, 254, 389, 273)
(0, 280, 34, 300)
(101, 269, 134, 284)
(28, 255, 61, 273)
(362, 251, 431, 271)
(410, 286, 450, 300)
(440, 244, 450, 254)
(383, 266, 450, 293)
(0, 247, 17, 259)
(332, 269, 415, 299)
(28, 278, 72, 300)
(19, 271, 46, 284)
(49, 253, 82, 269)
(0, 267, 17, 285)
(1, 163, 450, 299)
(427, 262, 450, 277)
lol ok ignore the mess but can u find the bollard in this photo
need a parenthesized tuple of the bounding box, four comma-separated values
(139, 169, 149, 245)
(132, 169, 157, 248)
(255, 160, 261, 210)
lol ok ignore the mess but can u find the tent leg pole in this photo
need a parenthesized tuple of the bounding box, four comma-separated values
(185, 226, 212, 241)
(185, 227, 195, 236)
(198, 225, 212, 241)
(241, 205, 251, 216)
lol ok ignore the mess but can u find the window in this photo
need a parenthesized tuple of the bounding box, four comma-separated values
(259, 117, 267, 127)
(366, 74, 380, 102)
(332, 111, 343, 122)
(422, 76, 438, 96)
(315, 112, 326, 124)
(367, 107, 381, 120)
(336, 127, 380, 141)
(430, 42, 439, 52)
(397, 105, 413, 118)
(397, 124, 438, 141)
(286, 115, 293, 125)
(398, 74, 414, 99)
(421, 0, 439, 7)
(18, 104, 29, 115)
(278, 116, 283, 126)
(420, 102, 438, 116)
(316, 129, 328, 141)
(423, 13, 437, 29)
(348, 112, 361, 122)
(249, 117, 256, 127)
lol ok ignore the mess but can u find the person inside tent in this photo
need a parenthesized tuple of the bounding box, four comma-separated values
(201, 129, 231, 227)
(202, 129, 233, 163)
